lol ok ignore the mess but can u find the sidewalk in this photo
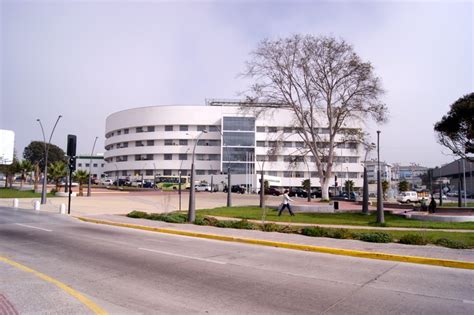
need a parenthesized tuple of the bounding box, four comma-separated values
(78, 214, 474, 265)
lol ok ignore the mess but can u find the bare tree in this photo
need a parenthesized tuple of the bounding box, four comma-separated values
(242, 35, 387, 199)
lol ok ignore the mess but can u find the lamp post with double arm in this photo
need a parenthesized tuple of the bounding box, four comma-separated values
(87, 136, 99, 197)
(188, 130, 207, 222)
(36, 115, 62, 204)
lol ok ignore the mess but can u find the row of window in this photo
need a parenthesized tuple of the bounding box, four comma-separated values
(106, 139, 221, 150)
(77, 163, 105, 168)
(256, 141, 358, 149)
(256, 127, 357, 134)
(107, 169, 360, 178)
(109, 154, 221, 162)
(106, 125, 221, 138)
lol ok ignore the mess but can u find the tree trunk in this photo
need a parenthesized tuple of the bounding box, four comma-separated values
(321, 180, 330, 200)
(34, 164, 39, 191)
(79, 184, 83, 196)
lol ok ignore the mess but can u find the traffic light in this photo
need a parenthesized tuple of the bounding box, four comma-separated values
(67, 134, 77, 157)
(68, 156, 76, 171)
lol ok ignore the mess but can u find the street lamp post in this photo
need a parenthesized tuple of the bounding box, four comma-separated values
(37, 115, 62, 204)
(362, 143, 375, 215)
(227, 167, 232, 207)
(188, 130, 207, 223)
(376, 130, 384, 223)
(87, 136, 99, 197)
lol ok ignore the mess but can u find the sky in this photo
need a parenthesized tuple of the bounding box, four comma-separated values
(1, 0, 473, 167)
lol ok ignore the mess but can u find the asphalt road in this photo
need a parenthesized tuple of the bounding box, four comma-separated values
(0, 207, 473, 314)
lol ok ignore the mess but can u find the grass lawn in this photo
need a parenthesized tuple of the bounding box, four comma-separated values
(197, 206, 474, 230)
(440, 202, 474, 207)
(0, 188, 55, 198)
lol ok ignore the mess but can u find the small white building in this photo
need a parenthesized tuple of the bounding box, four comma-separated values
(365, 160, 392, 183)
(75, 154, 106, 180)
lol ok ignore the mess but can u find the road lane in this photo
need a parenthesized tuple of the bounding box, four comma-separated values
(0, 207, 473, 314)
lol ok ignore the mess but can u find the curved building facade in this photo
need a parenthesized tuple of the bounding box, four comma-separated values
(104, 103, 364, 190)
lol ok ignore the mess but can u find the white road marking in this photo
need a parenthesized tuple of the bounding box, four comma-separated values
(15, 223, 52, 232)
(463, 300, 474, 304)
(139, 247, 227, 265)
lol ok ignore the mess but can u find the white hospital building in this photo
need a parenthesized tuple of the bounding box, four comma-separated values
(104, 101, 364, 191)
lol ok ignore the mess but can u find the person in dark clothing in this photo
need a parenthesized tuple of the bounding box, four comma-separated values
(278, 190, 295, 216)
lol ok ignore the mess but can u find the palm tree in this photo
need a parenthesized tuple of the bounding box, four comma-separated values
(48, 161, 67, 192)
(73, 170, 89, 196)
(18, 160, 33, 189)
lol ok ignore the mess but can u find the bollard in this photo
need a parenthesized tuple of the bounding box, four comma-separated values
(34, 200, 40, 211)
(59, 203, 66, 214)
(13, 198, 19, 208)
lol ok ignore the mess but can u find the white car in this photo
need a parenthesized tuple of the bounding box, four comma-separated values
(101, 178, 114, 186)
(397, 191, 420, 203)
(194, 184, 211, 192)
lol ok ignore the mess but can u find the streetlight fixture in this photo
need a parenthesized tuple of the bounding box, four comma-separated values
(36, 115, 62, 204)
(376, 130, 384, 223)
(87, 136, 99, 197)
(188, 130, 207, 222)
(362, 142, 376, 215)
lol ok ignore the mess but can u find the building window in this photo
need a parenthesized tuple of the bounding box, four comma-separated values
(117, 130, 121, 135)
(222, 132, 254, 146)
(101, 164, 104, 167)
(196, 170, 205, 175)
(208, 170, 218, 175)
(124, 128, 129, 134)
(164, 139, 173, 146)
(146, 170, 153, 176)
(256, 126, 265, 132)
(179, 154, 187, 160)
(257, 141, 265, 147)
(197, 125, 206, 131)
(208, 154, 220, 161)
(197, 139, 220, 146)
(223, 147, 254, 161)
(179, 139, 188, 145)
(295, 142, 305, 148)
(283, 142, 293, 148)
(119, 142, 128, 148)
(163, 169, 172, 175)
(283, 127, 293, 133)
(283, 171, 293, 177)
(268, 127, 277, 133)
(179, 125, 188, 131)
(136, 141, 144, 147)
(93, 163, 98, 167)
(147, 126, 155, 132)
(294, 171, 305, 178)
(179, 170, 188, 176)
(122, 171, 128, 176)
(208, 125, 219, 132)
(196, 154, 205, 161)
(78, 163, 82, 167)
(223, 117, 255, 131)
(310, 172, 319, 177)
(136, 127, 143, 133)
(164, 154, 172, 160)
(165, 125, 173, 131)
(147, 140, 154, 146)
(85, 163, 90, 167)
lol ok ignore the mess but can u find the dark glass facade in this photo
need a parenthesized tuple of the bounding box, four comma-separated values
(222, 117, 255, 174)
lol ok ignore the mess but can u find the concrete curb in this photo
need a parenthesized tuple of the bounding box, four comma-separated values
(76, 217, 474, 270)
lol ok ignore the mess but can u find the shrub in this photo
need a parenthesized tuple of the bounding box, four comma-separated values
(278, 225, 297, 233)
(127, 211, 149, 219)
(399, 234, 428, 245)
(327, 228, 353, 239)
(216, 220, 235, 228)
(434, 238, 468, 249)
(231, 219, 256, 230)
(301, 226, 328, 237)
(146, 212, 187, 223)
(356, 232, 392, 243)
(261, 223, 281, 232)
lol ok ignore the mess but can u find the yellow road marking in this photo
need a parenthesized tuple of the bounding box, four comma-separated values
(0, 256, 107, 315)
(77, 216, 474, 270)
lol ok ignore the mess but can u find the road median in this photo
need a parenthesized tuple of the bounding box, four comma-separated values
(76, 216, 474, 270)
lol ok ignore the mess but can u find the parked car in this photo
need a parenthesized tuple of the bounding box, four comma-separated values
(223, 185, 246, 194)
(432, 193, 448, 200)
(397, 191, 420, 203)
(195, 183, 211, 192)
(101, 178, 114, 186)
(289, 188, 321, 198)
(332, 192, 358, 201)
(113, 178, 131, 186)
(258, 187, 281, 196)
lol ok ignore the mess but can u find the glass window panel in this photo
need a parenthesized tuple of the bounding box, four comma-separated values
(256, 127, 265, 132)
(208, 125, 219, 132)
(222, 163, 254, 174)
(165, 139, 173, 145)
(179, 139, 188, 145)
(164, 154, 172, 160)
(223, 132, 255, 146)
(180, 125, 188, 131)
(147, 126, 155, 132)
(283, 142, 293, 147)
(179, 154, 187, 160)
(147, 140, 154, 146)
(223, 147, 255, 161)
(223, 117, 255, 131)
(165, 125, 173, 131)
(257, 141, 265, 147)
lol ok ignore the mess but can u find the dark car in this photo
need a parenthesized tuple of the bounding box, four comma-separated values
(142, 181, 154, 188)
(289, 188, 321, 198)
(332, 192, 358, 201)
(113, 178, 131, 186)
(223, 185, 246, 194)
(258, 187, 282, 196)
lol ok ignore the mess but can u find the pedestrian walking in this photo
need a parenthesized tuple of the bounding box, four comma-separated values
(278, 190, 295, 216)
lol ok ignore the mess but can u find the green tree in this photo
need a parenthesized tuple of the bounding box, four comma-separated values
(302, 178, 311, 202)
(0, 154, 20, 188)
(398, 180, 410, 192)
(434, 93, 473, 161)
(48, 161, 67, 192)
(344, 180, 354, 194)
(18, 160, 33, 189)
(382, 180, 389, 200)
(73, 170, 89, 196)
(242, 35, 387, 200)
(23, 141, 66, 171)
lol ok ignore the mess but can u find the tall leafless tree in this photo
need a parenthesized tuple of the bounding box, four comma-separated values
(242, 35, 388, 200)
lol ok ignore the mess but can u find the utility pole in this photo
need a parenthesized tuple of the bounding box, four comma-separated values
(227, 167, 232, 207)
(376, 131, 384, 224)
(87, 136, 98, 197)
